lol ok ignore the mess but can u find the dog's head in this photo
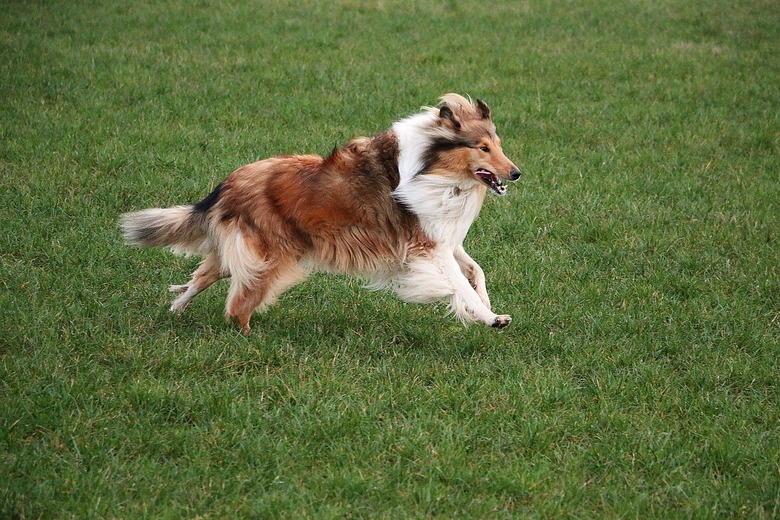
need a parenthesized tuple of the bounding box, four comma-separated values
(424, 94, 521, 195)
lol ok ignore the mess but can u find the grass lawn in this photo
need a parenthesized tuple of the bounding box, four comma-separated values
(2, 0, 778, 517)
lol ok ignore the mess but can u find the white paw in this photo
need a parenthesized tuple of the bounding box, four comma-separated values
(169, 286, 198, 313)
(491, 315, 512, 329)
(170, 296, 190, 313)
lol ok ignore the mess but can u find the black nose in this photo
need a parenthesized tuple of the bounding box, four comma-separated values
(509, 168, 522, 181)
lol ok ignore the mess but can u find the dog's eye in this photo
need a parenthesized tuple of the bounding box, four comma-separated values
(480, 146, 490, 152)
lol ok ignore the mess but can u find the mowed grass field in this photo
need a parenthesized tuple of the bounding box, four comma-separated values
(2, 0, 778, 517)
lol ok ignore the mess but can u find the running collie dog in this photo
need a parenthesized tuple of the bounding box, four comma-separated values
(121, 94, 521, 333)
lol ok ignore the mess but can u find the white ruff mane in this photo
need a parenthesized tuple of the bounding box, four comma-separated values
(391, 111, 485, 250)
(392, 110, 440, 185)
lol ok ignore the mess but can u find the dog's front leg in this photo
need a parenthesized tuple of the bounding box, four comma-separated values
(393, 251, 511, 328)
(454, 245, 491, 310)
(437, 252, 511, 329)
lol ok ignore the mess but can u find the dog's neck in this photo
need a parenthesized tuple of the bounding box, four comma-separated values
(393, 173, 486, 250)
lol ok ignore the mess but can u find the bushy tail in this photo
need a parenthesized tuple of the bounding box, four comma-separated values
(120, 205, 210, 255)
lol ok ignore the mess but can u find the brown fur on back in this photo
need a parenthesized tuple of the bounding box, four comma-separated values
(212, 131, 425, 274)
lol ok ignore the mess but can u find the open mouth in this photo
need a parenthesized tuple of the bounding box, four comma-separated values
(476, 168, 507, 196)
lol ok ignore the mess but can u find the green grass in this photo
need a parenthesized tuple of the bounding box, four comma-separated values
(2, 0, 778, 517)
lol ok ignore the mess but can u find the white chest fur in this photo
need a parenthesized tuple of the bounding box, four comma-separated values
(393, 175, 486, 249)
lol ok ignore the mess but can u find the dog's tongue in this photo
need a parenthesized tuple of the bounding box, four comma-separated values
(476, 169, 506, 196)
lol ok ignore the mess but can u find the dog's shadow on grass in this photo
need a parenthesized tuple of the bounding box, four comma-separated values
(148, 290, 521, 361)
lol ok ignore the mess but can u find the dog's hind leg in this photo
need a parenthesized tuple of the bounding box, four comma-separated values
(169, 253, 227, 313)
(225, 259, 308, 334)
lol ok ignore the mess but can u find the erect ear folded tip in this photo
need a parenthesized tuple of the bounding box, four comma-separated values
(476, 98, 491, 119)
(439, 104, 461, 129)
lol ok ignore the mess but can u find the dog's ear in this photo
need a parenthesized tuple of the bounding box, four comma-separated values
(439, 104, 461, 130)
(476, 99, 491, 120)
